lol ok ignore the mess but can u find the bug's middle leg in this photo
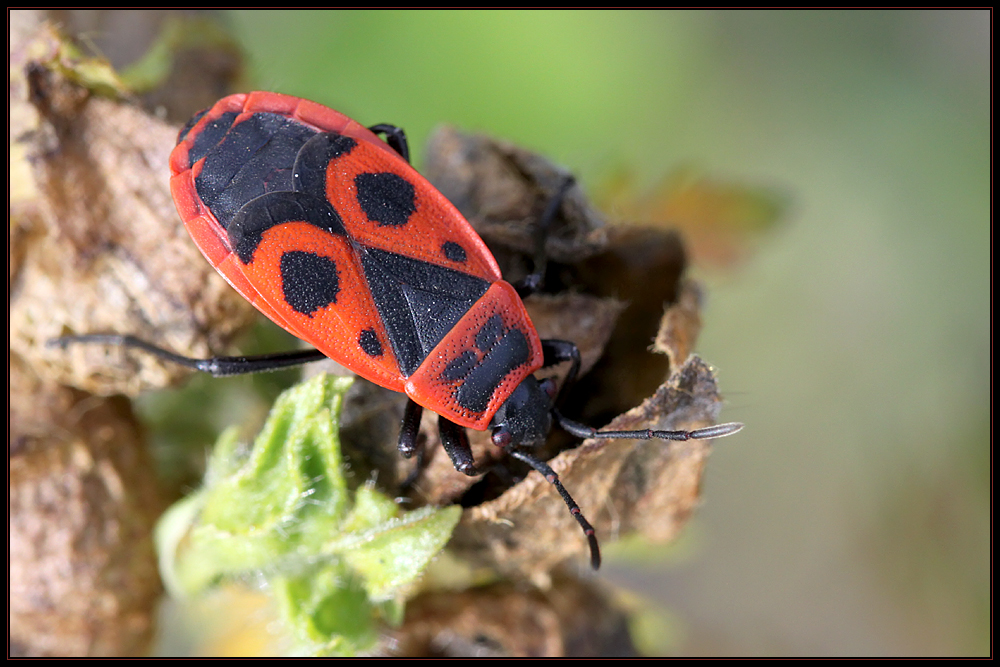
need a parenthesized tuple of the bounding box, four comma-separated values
(438, 416, 478, 476)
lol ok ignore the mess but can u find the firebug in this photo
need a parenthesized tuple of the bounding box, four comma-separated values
(55, 92, 742, 569)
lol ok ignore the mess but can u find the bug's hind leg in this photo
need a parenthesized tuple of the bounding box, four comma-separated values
(514, 175, 576, 298)
(48, 334, 327, 377)
(396, 398, 423, 458)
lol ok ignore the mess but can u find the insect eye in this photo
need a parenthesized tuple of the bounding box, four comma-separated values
(539, 377, 558, 401)
(491, 428, 512, 448)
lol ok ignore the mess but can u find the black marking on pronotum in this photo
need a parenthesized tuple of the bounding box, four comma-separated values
(360, 247, 489, 376)
(355, 172, 417, 227)
(229, 191, 346, 264)
(194, 112, 317, 231)
(455, 327, 531, 413)
(293, 132, 358, 200)
(475, 314, 504, 352)
(358, 328, 383, 357)
(280, 250, 340, 316)
(442, 350, 478, 382)
(442, 240, 467, 263)
(439, 315, 532, 414)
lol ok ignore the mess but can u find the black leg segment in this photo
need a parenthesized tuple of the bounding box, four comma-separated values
(368, 123, 410, 164)
(514, 175, 576, 298)
(508, 448, 601, 570)
(48, 334, 328, 377)
(438, 416, 478, 477)
(541, 338, 582, 405)
(397, 398, 424, 459)
(552, 407, 744, 442)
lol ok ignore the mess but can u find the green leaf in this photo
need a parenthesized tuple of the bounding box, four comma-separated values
(274, 563, 378, 656)
(338, 501, 462, 602)
(155, 373, 461, 655)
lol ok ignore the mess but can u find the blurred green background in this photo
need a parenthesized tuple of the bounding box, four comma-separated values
(91, 10, 996, 656)
(225, 11, 988, 656)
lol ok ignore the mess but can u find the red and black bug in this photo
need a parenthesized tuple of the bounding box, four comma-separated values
(56, 92, 742, 569)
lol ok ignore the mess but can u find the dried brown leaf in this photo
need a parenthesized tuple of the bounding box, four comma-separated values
(653, 279, 704, 371)
(9, 355, 164, 656)
(7, 23, 238, 656)
(423, 125, 609, 272)
(393, 573, 635, 657)
(10, 28, 257, 396)
(450, 355, 729, 578)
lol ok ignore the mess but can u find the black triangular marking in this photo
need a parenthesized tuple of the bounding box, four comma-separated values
(360, 247, 489, 377)
(401, 283, 478, 355)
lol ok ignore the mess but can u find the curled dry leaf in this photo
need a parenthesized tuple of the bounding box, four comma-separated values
(9, 356, 164, 656)
(8, 21, 246, 657)
(653, 278, 703, 371)
(397, 127, 734, 579)
(10, 26, 257, 397)
(451, 355, 727, 578)
(558, 225, 687, 426)
(423, 125, 609, 270)
(392, 573, 635, 657)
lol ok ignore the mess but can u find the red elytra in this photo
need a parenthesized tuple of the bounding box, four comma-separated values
(169, 92, 542, 431)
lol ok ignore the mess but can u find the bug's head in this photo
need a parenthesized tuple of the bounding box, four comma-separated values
(490, 375, 557, 449)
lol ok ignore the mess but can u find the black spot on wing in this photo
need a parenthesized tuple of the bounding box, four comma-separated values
(454, 327, 530, 413)
(442, 241, 467, 263)
(359, 328, 383, 358)
(195, 112, 317, 231)
(280, 250, 340, 316)
(360, 247, 489, 377)
(355, 172, 417, 227)
(293, 132, 358, 201)
(229, 191, 346, 264)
